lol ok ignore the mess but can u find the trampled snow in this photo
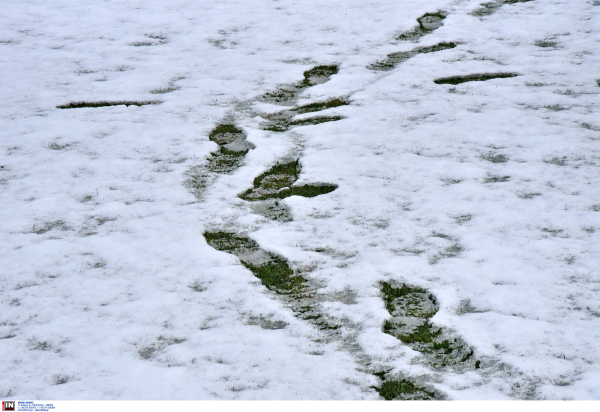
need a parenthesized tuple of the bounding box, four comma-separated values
(1, 0, 599, 400)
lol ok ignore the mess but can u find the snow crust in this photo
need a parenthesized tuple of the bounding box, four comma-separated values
(1, 0, 599, 400)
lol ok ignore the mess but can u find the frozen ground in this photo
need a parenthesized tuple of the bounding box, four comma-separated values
(1, 0, 600, 400)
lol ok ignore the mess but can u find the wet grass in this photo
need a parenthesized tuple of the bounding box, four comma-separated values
(434, 73, 518, 85)
(396, 12, 446, 41)
(380, 281, 476, 368)
(239, 159, 337, 201)
(57, 101, 161, 109)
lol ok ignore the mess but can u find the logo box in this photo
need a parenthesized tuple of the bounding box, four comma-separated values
(2, 401, 15, 411)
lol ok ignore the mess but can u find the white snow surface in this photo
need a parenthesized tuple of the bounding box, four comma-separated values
(1, 0, 600, 400)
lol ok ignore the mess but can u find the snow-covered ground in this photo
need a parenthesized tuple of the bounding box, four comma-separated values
(1, 0, 600, 400)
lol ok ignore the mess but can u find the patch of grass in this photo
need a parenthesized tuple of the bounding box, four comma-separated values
(481, 152, 509, 163)
(369, 42, 457, 71)
(204, 231, 260, 254)
(380, 281, 437, 318)
(293, 98, 349, 114)
(239, 159, 337, 201)
(381, 281, 476, 368)
(262, 87, 302, 104)
(397, 320, 442, 344)
(302, 65, 339, 86)
(243, 259, 306, 293)
(416, 42, 458, 54)
(373, 379, 436, 400)
(206, 147, 248, 174)
(417, 12, 446, 32)
(261, 65, 340, 104)
(203, 231, 306, 293)
(57, 101, 161, 109)
(261, 98, 347, 132)
(396, 12, 446, 41)
(150, 86, 180, 94)
(471, 0, 534, 16)
(209, 124, 245, 145)
(33, 220, 69, 234)
(434, 73, 518, 85)
(544, 156, 567, 166)
(535, 39, 558, 48)
(517, 192, 541, 199)
(484, 175, 511, 183)
(289, 116, 343, 127)
(368, 52, 413, 71)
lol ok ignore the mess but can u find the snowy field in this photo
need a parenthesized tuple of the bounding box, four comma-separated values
(1, 0, 600, 400)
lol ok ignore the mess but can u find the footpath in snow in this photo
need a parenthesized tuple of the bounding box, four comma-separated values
(1, 0, 600, 400)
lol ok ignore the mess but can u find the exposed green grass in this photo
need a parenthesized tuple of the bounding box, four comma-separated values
(397, 320, 443, 344)
(252, 159, 299, 188)
(208, 124, 245, 145)
(289, 116, 344, 127)
(206, 147, 248, 174)
(204, 231, 307, 293)
(373, 379, 436, 400)
(471, 0, 534, 17)
(203, 231, 259, 253)
(484, 175, 511, 183)
(260, 184, 337, 201)
(302, 65, 339, 86)
(481, 152, 509, 163)
(381, 281, 477, 368)
(380, 281, 437, 318)
(239, 159, 337, 201)
(434, 73, 518, 85)
(293, 98, 349, 114)
(416, 42, 458, 54)
(262, 98, 347, 132)
(149, 86, 180, 94)
(243, 259, 307, 293)
(396, 12, 446, 41)
(262, 87, 302, 104)
(369, 42, 457, 71)
(57, 101, 161, 109)
(261, 65, 339, 103)
(417, 12, 447, 32)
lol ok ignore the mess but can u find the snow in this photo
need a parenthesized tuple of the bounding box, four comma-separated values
(1, 0, 600, 400)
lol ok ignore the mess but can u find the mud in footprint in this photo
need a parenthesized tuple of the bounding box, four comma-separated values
(380, 281, 477, 369)
(260, 65, 339, 105)
(369, 42, 458, 72)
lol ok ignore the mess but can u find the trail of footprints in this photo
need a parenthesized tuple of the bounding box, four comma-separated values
(54, 3, 536, 400)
